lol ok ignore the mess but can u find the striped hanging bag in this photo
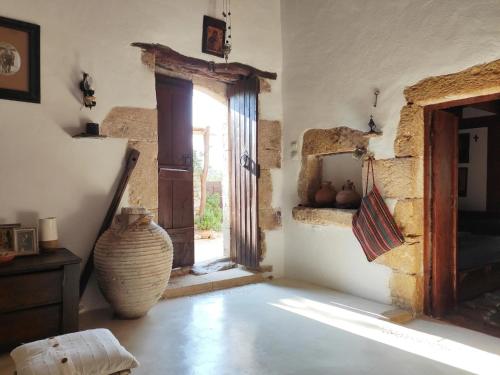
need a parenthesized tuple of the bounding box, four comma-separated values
(352, 158, 404, 261)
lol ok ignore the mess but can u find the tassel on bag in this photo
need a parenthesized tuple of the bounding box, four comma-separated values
(352, 158, 404, 261)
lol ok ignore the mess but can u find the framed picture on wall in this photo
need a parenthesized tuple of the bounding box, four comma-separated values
(0, 16, 40, 103)
(458, 167, 468, 197)
(201, 15, 226, 58)
(459, 133, 470, 164)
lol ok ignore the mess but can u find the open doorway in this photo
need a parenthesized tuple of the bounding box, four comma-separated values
(192, 88, 230, 264)
(425, 94, 500, 336)
(156, 74, 261, 271)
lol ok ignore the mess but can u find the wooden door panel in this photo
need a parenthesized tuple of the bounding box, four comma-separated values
(157, 75, 193, 169)
(168, 227, 195, 267)
(229, 78, 259, 269)
(172, 178, 194, 228)
(156, 75, 194, 268)
(431, 109, 459, 317)
(158, 170, 174, 229)
(171, 91, 193, 168)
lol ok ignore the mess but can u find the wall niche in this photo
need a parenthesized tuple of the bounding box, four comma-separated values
(294, 126, 380, 226)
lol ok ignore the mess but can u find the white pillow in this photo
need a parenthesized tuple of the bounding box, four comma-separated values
(11, 328, 139, 375)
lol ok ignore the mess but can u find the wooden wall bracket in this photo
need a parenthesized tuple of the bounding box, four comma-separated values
(131, 42, 277, 84)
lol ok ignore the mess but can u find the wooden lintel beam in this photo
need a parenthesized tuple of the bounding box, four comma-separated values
(132, 42, 277, 84)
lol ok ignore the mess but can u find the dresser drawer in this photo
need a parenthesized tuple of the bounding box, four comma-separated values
(0, 270, 62, 313)
(0, 304, 61, 351)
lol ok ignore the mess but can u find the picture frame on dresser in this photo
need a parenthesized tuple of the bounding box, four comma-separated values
(0, 16, 40, 103)
(12, 227, 38, 256)
(0, 223, 20, 251)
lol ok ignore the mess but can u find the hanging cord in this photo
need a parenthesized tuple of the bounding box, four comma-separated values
(364, 157, 376, 196)
(222, 0, 232, 63)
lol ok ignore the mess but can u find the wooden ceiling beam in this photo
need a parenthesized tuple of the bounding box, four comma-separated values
(132, 42, 277, 84)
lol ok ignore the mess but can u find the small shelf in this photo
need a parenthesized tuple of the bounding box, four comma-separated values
(362, 131, 383, 138)
(292, 206, 356, 227)
(72, 133, 107, 139)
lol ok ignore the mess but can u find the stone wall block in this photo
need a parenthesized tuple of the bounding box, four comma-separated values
(258, 120, 281, 169)
(404, 59, 500, 105)
(259, 208, 282, 230)
(302, 127, 369, 157)
(362, 157, 423, 199)
(259, 169, 273, 208)
(298, 156, 322, 205)
(393, 199, 424, 237)
(292, 206, 354, 227)
(102, 107, 157, 142)
(394, 105, 424, 157)
(259, 78, 272, 93)
(375, 239, 423, 275)
(389, 272, 424, 313)
(128, 141, 158, 210)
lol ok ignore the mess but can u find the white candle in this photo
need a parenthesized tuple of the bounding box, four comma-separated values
(39, 217, 58, 241)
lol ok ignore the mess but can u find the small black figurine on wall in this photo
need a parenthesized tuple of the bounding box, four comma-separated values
(79, 72, 96, 109)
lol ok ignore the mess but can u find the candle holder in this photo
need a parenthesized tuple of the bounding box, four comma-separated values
(39, 217, 59, 251)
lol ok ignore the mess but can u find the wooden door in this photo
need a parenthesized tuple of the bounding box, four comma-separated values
(228, 77, 260, 269)
(429, 109, 459, 317)
(156, 75, 194, 268)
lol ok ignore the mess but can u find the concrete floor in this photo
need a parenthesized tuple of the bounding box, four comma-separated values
(2, 279, 500, 374)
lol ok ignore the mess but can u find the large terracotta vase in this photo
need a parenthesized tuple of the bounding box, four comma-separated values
(94, 207, 173, 319)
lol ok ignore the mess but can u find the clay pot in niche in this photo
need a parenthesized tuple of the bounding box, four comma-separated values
(314, 181, 337, 207)
(336, 180, 362, 209)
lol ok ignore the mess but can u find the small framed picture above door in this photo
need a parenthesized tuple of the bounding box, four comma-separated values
(0, 16, 40, 103)
(201, 15, 226, 58)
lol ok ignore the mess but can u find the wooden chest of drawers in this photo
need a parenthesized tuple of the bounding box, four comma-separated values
(0, 249, 81, 352)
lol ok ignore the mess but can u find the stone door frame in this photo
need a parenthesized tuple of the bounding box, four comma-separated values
(422, 92, 500, 317)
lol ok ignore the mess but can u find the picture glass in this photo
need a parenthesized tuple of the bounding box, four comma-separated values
(0, 228, 14, 251)
(0, 25, 29, 92)
(206, 26, 223, 54)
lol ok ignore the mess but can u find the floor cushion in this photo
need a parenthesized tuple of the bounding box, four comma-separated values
(10, 328, 139, 375)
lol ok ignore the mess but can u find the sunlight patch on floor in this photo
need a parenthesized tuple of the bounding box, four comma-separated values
(271, 297, 500, 375)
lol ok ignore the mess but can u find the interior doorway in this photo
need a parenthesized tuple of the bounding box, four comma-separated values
(425, 94, 500, 336)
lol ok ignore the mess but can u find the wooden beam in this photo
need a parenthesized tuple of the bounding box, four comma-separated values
(79, 148, 140, 298)
(132, 43, 277, 84)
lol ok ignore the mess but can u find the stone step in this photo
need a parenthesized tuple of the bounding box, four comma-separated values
(163, 268, 265, 299)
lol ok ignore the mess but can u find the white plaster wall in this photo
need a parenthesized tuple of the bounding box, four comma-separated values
(281, 0, 500, 304)
(458, 128, 488, 211)
(0, 0, 283, 310)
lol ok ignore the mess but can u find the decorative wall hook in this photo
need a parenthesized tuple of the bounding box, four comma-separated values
(373, 89, 380, 107)
(353, 146, 374, 160)
(79, 72, 96, 109)
(367, 89, 381, 133)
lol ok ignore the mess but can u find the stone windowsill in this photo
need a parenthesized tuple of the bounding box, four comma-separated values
(292, 206, 356, 227)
